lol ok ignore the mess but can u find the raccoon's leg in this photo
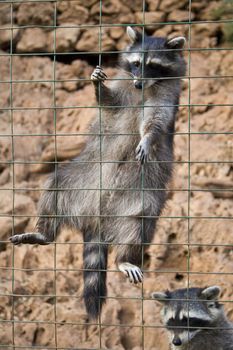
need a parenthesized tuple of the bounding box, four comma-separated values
(10, 231, 51, 245)
(118, 262, 143, 284)
(9, 213, 61, 245)
(115, 218, 155, 284)
(136, 103, 176, 164)
(10, 175, 62, 245)
(91, 65, 107, 84)
(91, 66, 120, 107)
(117, 240, 144, 284)
(136, 135, 151, 164)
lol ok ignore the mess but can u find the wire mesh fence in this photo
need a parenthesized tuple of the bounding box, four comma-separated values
(0, 0, 233, 349)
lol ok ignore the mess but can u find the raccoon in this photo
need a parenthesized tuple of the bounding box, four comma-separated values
(10, 27, 186, 319)
(152, 286, 233, 350)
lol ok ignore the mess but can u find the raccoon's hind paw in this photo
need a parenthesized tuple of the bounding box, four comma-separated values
(136, 138, 150, 164)
(118, 262, 143, 284)
(10, 232, 50, 245)
(91, 66, 107, 82)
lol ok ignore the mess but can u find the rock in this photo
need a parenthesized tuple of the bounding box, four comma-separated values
(191, 1, 207, 13)
(109, 26, 125, 40)
(0, 138, 11, 172)
(0, 324, 12, 346)
(0, 191, 36, 250)
(14, 162, 30, 183)
(198, 1, 227, 21)
(191, 23, 222, 48)
(55, 23, 81, 52)
(76, 28, 115, 52)
(0, 25, 20, 50)
(16, 28, 49, 53)
(90, 0, 130, 23)
(16, 2, 54, 25)
(57, 2, 89, 25)
(56, 59, 92, 91)
(77, 0, 99, 6)
(147, 0, 160, 11)
(30, 82, 96, 174)
(135, 11, 166, 28)
(0, 168, 10, 186)
(71, 59, 92, 78)
(118, 13, 136, 24)
(91, 0, 128, 16)
(158, 0, 188, 12)
(154, 25, 174, 37)
(0, 3, 15, 25)
(167, 9, 194, 22)
(120, 0, 146, 11)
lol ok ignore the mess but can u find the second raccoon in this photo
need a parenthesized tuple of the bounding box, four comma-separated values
(152, 286, 233, 350)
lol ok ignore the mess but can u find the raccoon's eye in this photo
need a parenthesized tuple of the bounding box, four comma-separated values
(207, 302, 215, 308)
(133, 61, 140, 67)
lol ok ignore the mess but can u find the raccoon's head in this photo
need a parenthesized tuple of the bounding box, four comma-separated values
(120, 26, 186, 90)
(152, 286, 223, 348)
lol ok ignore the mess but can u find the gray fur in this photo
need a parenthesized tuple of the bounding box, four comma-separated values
(152, 286, 233, 350)
(10, 27, 186, 319)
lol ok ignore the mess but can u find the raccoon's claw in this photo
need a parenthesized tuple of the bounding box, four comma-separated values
(118, 262, 143, 284)
(91, 65, 107, 82)
(136, 139, 149, 164)
(136, 145, 147, 164)
(9, 235, 22, 245)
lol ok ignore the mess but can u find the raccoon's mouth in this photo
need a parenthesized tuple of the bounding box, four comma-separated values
(133, 78, 158, 89)
(171, 329, 201, 347)
(134, 79, 142, 89)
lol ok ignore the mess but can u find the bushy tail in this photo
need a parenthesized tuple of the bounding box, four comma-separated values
(83, 231, 108, 319)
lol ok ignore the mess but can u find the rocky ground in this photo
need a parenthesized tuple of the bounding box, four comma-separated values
(0, 0, 233, 349)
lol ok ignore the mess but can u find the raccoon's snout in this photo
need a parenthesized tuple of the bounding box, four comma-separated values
(134, 80, 142, 89)
(172, 336, 182, 346)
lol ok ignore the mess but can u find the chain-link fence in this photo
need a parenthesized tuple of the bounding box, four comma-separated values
(0, 0, 233, 349)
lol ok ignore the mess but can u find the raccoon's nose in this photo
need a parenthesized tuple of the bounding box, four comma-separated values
(134, 80, 142, 89)
(172, 336, 182, 346)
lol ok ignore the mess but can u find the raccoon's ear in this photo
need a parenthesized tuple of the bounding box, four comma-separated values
(151, 291, 170, 303)
(166, 36, 186, 50)
(127, 26, 142, 44)
(200, 286, 221, 300)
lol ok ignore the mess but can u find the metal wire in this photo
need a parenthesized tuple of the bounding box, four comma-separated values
(0, 0, 233, 349)
(52, 3, 58, 348)
(187, 0, 192, 345)
(2, 266, 233, 276)
(1, 18, 233, 26)
(0, 47, 233, 58)
(9, 4, 15, 350)
(1, 319, 233, 331)
(98, 1, 103, 346)
(1, 214, 233, 219)
(141, 4, 146, 348)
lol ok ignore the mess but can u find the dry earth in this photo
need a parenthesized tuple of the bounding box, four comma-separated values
(0, 0, 233, 349)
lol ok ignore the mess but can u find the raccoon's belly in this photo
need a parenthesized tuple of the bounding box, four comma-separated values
(69, 133, 170, 217)
(101, 156, 167, 216)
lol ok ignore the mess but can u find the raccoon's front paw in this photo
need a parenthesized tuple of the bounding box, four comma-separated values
(118, 262, 143, 284)
(91, 65, 107, 83)
(136, 138, 150, 164)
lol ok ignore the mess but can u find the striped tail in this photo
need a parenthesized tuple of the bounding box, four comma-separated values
(83, 231, 108, 319)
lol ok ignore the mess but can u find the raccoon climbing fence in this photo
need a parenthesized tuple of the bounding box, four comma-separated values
(0, 0, 233, 349)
